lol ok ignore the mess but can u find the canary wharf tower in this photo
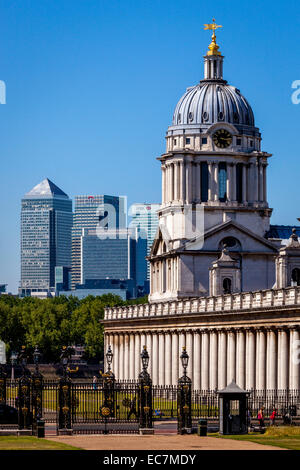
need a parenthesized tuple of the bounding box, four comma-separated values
(20, 178, 73, 297)
(104, 22, 300, 391)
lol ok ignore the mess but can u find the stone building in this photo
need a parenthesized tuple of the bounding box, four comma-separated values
(103, 25, 300, 390)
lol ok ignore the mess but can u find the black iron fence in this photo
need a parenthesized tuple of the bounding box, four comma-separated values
(3, 379, 300, 425)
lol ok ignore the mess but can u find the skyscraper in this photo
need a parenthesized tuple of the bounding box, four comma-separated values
(129, 203, 160, 279)
(20, 178, 73, 297)
(71, 195, 126, 288)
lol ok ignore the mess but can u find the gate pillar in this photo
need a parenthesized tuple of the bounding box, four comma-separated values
(18, 346, 32, 430)
(58, 346, 73, 434)
(32, 347, 43, 433)
(138, 346, 154, 434)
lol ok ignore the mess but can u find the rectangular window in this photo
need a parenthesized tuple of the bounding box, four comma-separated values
(185, 138, 190, 145)
(236, 163, 243, 203)
(218, 162, 227, 202)
(236, 138, 242, 146)
(201, 162, 208, 202)
(202, 137, 207, 145)
(174, 139, 177, 145)
(250, 140, 253, 147)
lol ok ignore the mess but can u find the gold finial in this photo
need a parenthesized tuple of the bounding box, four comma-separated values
(204, 18, 222, 56)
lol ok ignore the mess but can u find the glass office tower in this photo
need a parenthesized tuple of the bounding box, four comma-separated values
(71, 195, 126, 288)
(129, 203, 160, 280)
(20, 178, 73, 296)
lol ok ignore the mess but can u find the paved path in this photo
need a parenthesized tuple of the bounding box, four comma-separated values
(48, 434, 282, 450)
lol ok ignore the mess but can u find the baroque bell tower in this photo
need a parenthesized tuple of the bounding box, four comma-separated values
(149, 20, 275, 302)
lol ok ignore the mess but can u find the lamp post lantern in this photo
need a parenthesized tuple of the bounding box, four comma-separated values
(180, 347, 189, 378)
(106, 345, 113, 374)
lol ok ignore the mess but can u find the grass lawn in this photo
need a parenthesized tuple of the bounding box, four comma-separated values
(212, 426, 300, 450)
(0, 436, 80, 450)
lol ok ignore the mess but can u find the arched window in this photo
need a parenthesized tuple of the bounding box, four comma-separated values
(223, 278, 232, 294)
(291, 268, 300, 286)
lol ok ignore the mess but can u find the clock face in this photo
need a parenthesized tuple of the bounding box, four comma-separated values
(213, 129, 232, 148)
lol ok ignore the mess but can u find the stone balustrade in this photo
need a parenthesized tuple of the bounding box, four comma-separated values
(104, 286, 300, 321)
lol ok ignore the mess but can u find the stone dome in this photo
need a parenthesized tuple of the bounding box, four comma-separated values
(172, 81, 255, 128)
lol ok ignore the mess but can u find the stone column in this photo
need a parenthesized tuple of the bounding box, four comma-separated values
(162, 165, 166, 204)
(129, 333, 135, 380)
(231, 163, 237, 202)
(146, 332, 152, 378)
(170, 163, 174, 202)
(259, 163, 264, 202)
(193, 330, 201, 390)
(257, 329, 266, 389)
(246, 328, 256, 390)
(209, 329, 218, 390)
(263, 164, 267, 203)
(152, 332, 158, 385)
(180, 160, 186, 203)
(213, 163, 219, 202)
(236, 329, 246, 389)
(158, 332, 165, 385)
(208, 162, 214, 202)
(119, 333, 124, 380)
(165, 331, 172, 386)
(124, 333, 130, 381)
(278, 328, 289, 389)
(171, 331, 179, 385)
(226, 164, 232, 202)
(218, 329, 227, 389)
(134, 332, 141, 380)
(266, 328, 277, 390)
(227, 329, 236, 383)
(186, 330, 193, 381)
(289, 327, 300, 389)
(201, 329, 209, 390)
(174, 162, 179, 201)
(113, 334, 119, 379)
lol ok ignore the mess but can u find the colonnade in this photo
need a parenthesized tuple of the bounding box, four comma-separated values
(104, 326, 300, 390)
(161, 159, 267, 206)
(150, 257, 178, 295)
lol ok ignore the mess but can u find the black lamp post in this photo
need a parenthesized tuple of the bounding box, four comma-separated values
(106, 345, 113, 374)
(19, 345, 27, 376)
(180, 347, 189, 379)
(140, 345, 149, 377)
(33, 346, 41, 375)
(10, 351, 17, 381)
(60, 346, 71, 379)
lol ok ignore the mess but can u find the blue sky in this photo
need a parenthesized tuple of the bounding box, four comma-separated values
(1, 0, 300, 293)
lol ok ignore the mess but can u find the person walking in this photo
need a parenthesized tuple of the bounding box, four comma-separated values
(270, 408, 277, 426)
(258, 407, 265, 429)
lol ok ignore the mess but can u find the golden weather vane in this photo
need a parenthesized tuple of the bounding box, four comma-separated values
(203, 18, 222, 56)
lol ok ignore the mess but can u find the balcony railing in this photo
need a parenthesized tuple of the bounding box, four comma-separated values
(104, 286, 300, 321)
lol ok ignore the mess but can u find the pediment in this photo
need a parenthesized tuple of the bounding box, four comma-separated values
(181, 220, 278, 254)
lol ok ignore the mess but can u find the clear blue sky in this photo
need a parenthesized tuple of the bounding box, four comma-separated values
(1, 0, 300, 293)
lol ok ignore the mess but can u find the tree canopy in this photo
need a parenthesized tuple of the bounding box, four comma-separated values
(0, 294, 148, 363)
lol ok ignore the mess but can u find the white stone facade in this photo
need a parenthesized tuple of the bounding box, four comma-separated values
(103, 38, 300, 391)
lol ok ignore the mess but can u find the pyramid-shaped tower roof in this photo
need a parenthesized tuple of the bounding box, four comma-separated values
(24, 178, 69, 199)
